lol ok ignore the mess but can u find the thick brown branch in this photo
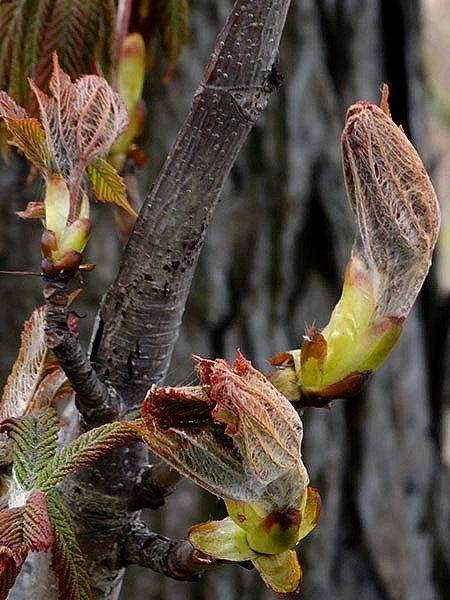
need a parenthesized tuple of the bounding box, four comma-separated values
(122, 520, 219, 581)
(91, 0, 293, 415)
(43, 279, 121, 425)
(131, 462, 182, 509)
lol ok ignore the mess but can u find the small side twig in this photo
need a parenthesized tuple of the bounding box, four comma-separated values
(131, 462, 183, 509)
(122, 520, 220, 581)
(43, 277, 121, 426)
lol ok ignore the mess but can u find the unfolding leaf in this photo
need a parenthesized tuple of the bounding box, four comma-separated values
(45, 490, 91, 600)
(2, 116, 51, 169)
(157, 0, 190, 83)
(0, 91, 27, 119)
(73, 74, 129, 163)
(0, 489, 53, 556)
(86, 159, 136, 216)
(0, 489, 54, 599)
(31, 370, 70, 411)
(37, 421, 139, 492)
(135, 351, 310, 511)
(0, 0, 116, 108)
(342, 95, 440, 318)
(270, 90, 440, 407)
(3, 410, 59, 491)
(0, 307, 66, 422)
(0, 550, 22, 600)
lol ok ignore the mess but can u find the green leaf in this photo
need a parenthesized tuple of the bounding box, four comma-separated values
(45, 490, 91, 600)
(157, 0, 190, 83)
(37, 421, 139, 491)
(86, 159, 137, 216)
(3, 409, 59, 490)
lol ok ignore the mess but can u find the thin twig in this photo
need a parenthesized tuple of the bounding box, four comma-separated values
(131, 463, 183, 510)
(43, 278, 121, 426)
(122, 520, 220, 581)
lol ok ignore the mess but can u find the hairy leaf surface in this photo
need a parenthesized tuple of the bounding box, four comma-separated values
(2, 116, 51, 169)
(0, 307, 70, 428)
(0, 0, 117, 108)
(3, 410, 59, 490)
(37, 421, 138, 491)
(0, 489, 54, 599)
(46, 490, 91, 600)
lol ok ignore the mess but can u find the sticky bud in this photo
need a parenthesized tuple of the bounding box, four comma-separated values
(270, 87, 440, 406)
(341, 92, 440, 317)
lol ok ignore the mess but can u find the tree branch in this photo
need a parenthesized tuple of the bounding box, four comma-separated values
(130, 462, 182, 510)
(122, 520, 219, 580)
(43, 278, 121, 425)
(91, 0, 293, 416)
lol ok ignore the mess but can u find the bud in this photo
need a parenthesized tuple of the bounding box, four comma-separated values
(188, 488, 321, 595)
(342, 93, 440, 317)
(110, 33, 147, 172)
(138, 350, 309, 511)
(270, 88, 440, 406)
(126, 350, 319, 595)
(42, 176, 91, 267)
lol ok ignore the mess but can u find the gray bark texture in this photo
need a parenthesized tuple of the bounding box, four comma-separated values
(0, 1, 448, 600)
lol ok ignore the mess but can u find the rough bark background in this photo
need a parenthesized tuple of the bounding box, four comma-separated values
(0, 1, 448, 599)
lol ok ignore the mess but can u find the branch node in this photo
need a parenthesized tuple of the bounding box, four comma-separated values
(131, 462, 182, 509)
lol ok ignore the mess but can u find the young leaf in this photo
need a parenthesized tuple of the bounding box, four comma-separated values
(31, 370, 69, 409)
(157, 0, 190, 83)
(0, 553, 22, 600)
(0, 91, 27, 119)
(37, 421, 139, 492)
(0, 1, 117, 108)
(45, 490, 91, 600)
(0, 307, 69, 423)
(0, 489, 54, 599)
(3, 410, 59, 491)
(86, 159, 137, 216)
(0, 489, 54, 558)
(134, 351, 309, 511)
(2, 116, 51, 169)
